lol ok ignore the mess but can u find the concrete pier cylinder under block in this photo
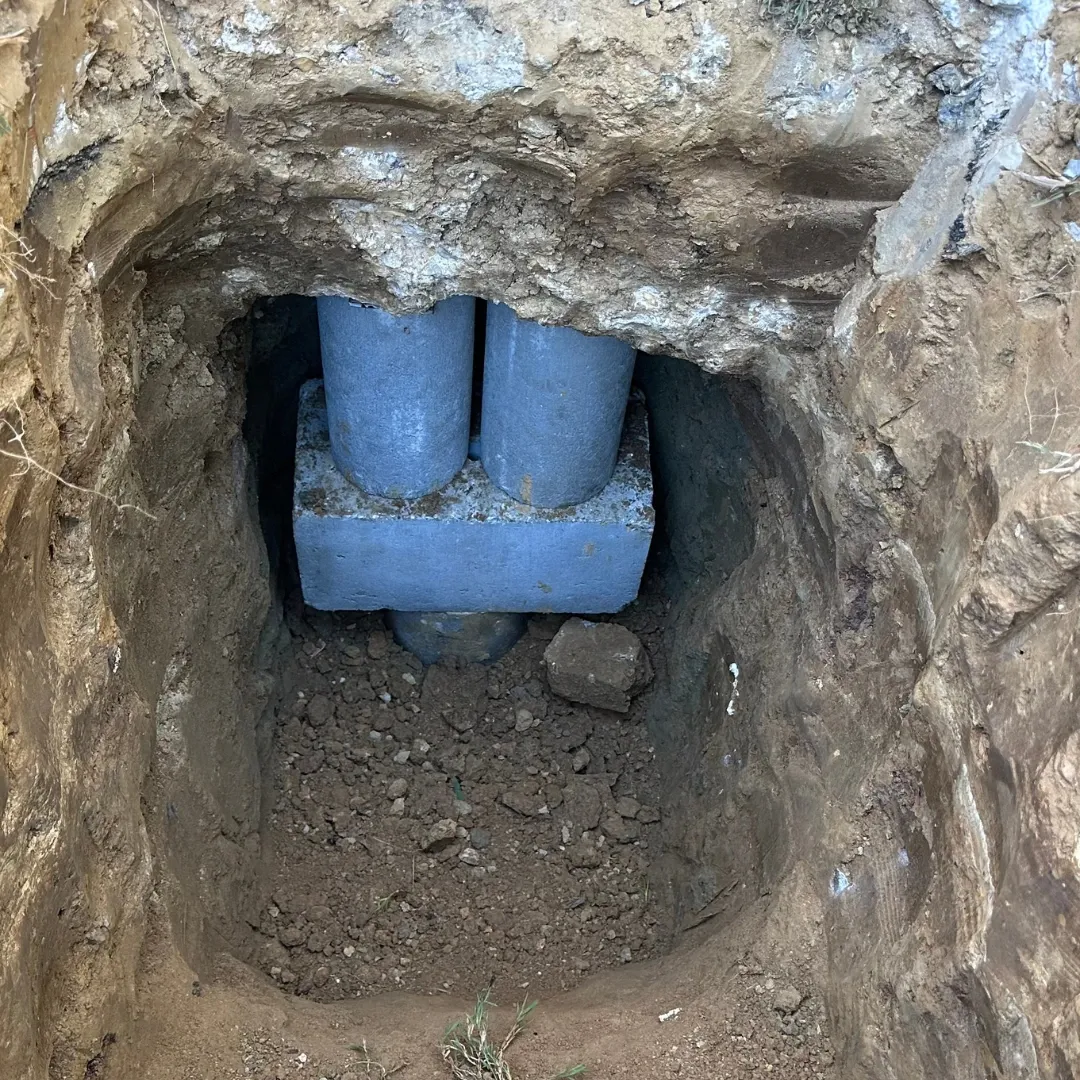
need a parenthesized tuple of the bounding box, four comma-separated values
(388, 611, 527, 665)
(316, 295, 474, 499)
(480, 303, 636, 508)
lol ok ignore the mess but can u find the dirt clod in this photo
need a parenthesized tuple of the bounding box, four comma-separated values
(544, 619, 654, 712)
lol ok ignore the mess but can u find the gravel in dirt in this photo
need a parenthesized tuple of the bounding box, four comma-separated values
(254, 610, 674, 1001)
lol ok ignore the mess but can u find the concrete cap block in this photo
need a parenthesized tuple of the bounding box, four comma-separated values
(294, 381, 654, 613)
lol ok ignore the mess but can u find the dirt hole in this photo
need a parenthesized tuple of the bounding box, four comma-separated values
(235, 296, 761, 1001)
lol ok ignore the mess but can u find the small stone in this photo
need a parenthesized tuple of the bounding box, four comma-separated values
(459, 846, 482, 865)
(773, 984, 805, 1015)
(615, 796, 641, 819)
(571, 748, 591, 773)
(544, 619, 653, 713)
(501, 781, 547, 817)
(343, 945, 355, 957)
(567, 840, 601, 868)
(602, 812, 640, 843)
(402, 672, 417, 685)
(561, 778, 603, 830)
(452, 798, 473, 818)
(644, 0, 661, 13)
(637, 805, 661, 823)
(393, 749, 411, 765)
(367, 631, 390, 659)
(421, 818, 459, 852)
(387, 778, 408, 799)
(469, 828, 492, 850)
(927, 63, 968, 94)
(305, 694, 333, 726)
(388, 797, 406, 816)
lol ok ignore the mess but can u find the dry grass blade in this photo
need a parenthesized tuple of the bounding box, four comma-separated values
(344, 1037, 408, 1078)
(1, 404, 157, 519)
(440, 990, 585, 1080)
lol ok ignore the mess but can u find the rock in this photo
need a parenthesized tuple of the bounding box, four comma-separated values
(927, 63, 969, 94)
(305, 694, 334, 726)
(451, 798, 472, 818)
(469, 828, 492, 850)
(388, 797, 406, 816)
(637, 805, 661, 823)
(561, 778, 603, 830)
(393, 749, 411, 764)
(459, 846, 482, 865)
(773, 984, 805, 1014)
(543, 619, 653, 713)
(279, 924, 306, 947)
(366, 631, 390, 659)
(305, 928, 330, 952)
(296, 750, 325, 774)
(445, 712, 475, 733)
(571, 748, 591, 773)
(602, 812, 640, 843)
(420, 818, 459, 852)
(387, 778, 408, 799)
(567, 840, 601, 869)
(615, 796, 641, 818)
(259, 938, 290, 969)
(501, 780, 547, 816)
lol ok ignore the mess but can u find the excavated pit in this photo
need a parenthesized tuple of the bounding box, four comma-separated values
(235, 296, 761, 1004)
(3, 3, 1080, 1079)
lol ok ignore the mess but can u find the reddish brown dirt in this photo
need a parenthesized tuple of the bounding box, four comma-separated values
(254, 608, 671, 1001)
(102, 607, 836, 1080)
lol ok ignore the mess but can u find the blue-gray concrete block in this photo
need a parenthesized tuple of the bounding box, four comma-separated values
(387, 611, 527, 665)
(481, 302, 636, 508)
(316, 294, 474, 498)
(294, 381, 654, 613)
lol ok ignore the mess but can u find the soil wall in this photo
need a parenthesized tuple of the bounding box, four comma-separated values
(0, 0, 1077, 1077)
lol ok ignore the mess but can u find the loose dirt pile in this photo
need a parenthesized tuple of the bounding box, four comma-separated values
(255, 606, 673, 1001)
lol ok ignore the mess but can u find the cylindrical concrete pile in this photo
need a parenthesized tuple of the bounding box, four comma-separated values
(316, 295, 474, 499)
(481, 302, 636, 508)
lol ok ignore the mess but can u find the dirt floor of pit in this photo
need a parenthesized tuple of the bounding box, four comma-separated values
(253, 605, 671, 1000)
(101, 600, 838, 1080)
(104, 890, 836, 1080)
